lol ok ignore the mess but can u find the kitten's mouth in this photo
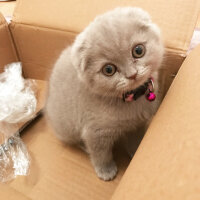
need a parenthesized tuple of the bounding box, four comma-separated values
(122, 78, 156, 102)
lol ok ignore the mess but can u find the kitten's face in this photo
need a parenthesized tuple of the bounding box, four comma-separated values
(72, 7, 164, 99)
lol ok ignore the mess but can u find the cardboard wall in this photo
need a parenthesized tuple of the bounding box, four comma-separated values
(0, 12, 18, 72)
(10, 23, 75, 79)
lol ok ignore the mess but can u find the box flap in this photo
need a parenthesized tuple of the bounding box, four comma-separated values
(111, 44, 200, 200)
(0, 12, 18, 71)
(13, 0, 200, 54)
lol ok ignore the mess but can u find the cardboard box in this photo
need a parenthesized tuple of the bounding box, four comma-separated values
(0, 0, 200, 199)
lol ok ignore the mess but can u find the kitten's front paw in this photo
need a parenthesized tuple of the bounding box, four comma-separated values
(95, 161, 118, 181)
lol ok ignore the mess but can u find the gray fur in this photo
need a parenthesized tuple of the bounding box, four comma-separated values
(46, 7, 164, 181)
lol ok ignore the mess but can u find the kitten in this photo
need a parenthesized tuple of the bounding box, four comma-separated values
(46, 7, 164, 181)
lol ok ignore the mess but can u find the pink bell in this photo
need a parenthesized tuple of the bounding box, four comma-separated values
(146, 91, 156, 101)
(146, 78, 156, 101)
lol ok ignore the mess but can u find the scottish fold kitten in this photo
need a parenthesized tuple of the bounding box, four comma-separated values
(46, 7, 164, 181)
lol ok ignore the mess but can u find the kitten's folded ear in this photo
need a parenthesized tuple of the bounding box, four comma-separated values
(143, 22, 162, 43)
(149, 23, 162, 37)
(71, 33, 89, 74)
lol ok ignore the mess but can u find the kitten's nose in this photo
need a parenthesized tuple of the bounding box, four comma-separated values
(127, 73, 137, 80)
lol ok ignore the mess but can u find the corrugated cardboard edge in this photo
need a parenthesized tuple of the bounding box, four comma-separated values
(111, 44, 200, 200)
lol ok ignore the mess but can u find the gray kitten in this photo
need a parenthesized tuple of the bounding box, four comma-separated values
(46, 7, 164, 181)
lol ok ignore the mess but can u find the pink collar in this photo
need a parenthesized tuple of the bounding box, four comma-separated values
(122, 78, 156, 102)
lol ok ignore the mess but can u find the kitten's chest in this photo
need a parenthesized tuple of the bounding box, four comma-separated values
(97, 97, 157, 128)
(117, 101, 155, 133)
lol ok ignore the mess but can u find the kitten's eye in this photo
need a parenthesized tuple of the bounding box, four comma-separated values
(132, 44, 146, 58)
(102, 64, 117, 76)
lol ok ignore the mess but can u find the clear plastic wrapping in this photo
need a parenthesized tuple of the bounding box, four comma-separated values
(0, 62, 37, 124)
(0, 135, 30, 182)
(0, 62, 37, 182)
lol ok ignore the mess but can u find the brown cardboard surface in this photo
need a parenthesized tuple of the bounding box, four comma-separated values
(196, 13, 200, 28)
(13, 0, 200, 53)
(0, 12, 18, 71)
(10, 23, 75, 80)
(111, 44, 200, 200)
(0, 184, 31, 200)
